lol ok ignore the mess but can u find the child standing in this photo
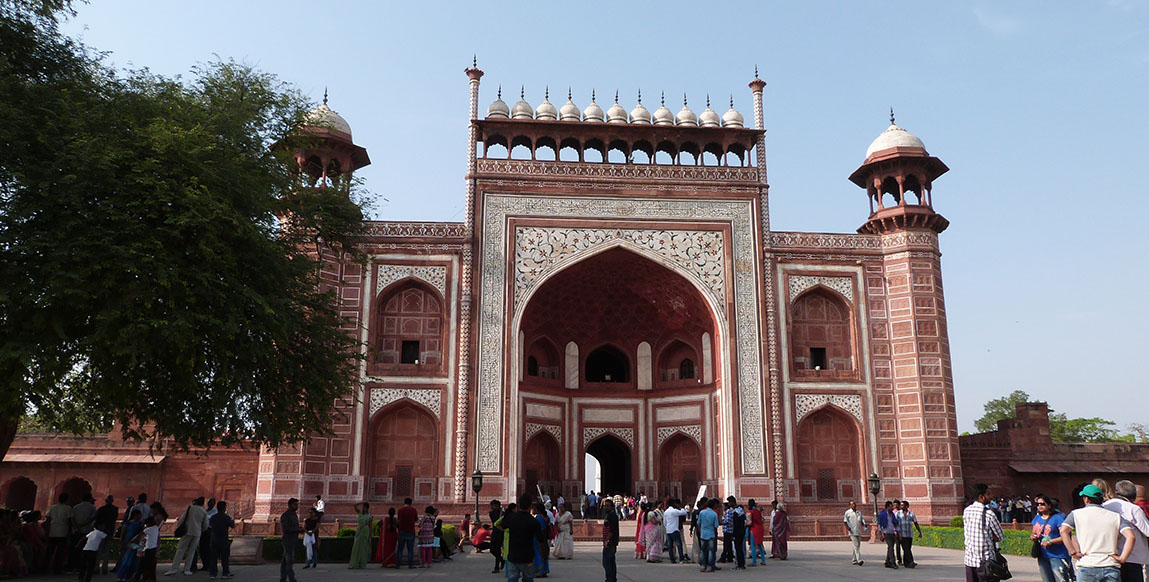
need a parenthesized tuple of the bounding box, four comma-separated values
(138, 516, 160, 581)
(417, 507, 435, 567)
(80, 526, 108, 582)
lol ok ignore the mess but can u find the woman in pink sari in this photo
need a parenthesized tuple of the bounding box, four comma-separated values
(770, 502, 791, 560)
(643, 512, 662, 563)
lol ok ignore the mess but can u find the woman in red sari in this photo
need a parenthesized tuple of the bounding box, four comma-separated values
(633, 504, 647, 559)
(770, 502, 791, 560)
(375, 508, 398, 567)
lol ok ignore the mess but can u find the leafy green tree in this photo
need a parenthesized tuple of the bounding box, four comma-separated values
(0, 1, 365, 459)
(1049, 415, 1133, 443)
(974, 390, 1030, 433)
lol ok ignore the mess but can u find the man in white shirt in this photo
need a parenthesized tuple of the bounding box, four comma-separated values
(313, 495, 325, 521)
(1062, 484, 1135, 582)
(843, 501, 866, 566)
(166, 497, 210, 576)
(663, 499, 689, 564)
(1103, 480, 1149, 582)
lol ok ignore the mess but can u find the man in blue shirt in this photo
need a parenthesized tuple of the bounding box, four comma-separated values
(877, 501, 900, 569)
(698, 499, 721, 572)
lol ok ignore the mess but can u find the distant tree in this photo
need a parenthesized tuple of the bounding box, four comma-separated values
(0, 1, 365, 459)
(974, 390, 1031, 433)
(1128, 423, 1149, 443)
(1049, 415, 1133, 443)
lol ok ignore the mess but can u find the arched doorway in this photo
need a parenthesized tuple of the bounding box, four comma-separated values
(370, 404, 438, 500)
(2, 477, 37, 511)
(796, 407, 863, 501)
(586, 435, 631, 495)
(659, 434, 701, 500)
(58, 477, 92, 505)
(523, 433, 561, 499)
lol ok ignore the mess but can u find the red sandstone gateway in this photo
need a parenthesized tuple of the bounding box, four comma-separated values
(1, 67, 967, 531)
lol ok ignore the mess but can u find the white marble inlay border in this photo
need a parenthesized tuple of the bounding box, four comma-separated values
(369, 387, 441, 419)
(583, 426, 635, 448)
(656, 425, 703, 448)
(376, 265, 447, 299)
(788, 275, 853, 302)
(794, 393, 863, 425)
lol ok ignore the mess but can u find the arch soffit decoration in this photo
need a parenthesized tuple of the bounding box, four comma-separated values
(794, 393, 863, 426)
(368, 388, 442, 420)
(788, 275, 853, 304)
(583, 426, 635, 449)
(514, 227, 726, 317)
(375, 265, 448, 301)
(524, 423, 563, 446)
(656, 425, 703, 449)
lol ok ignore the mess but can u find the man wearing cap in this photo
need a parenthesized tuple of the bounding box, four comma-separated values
(1061, 484, 1135, 582)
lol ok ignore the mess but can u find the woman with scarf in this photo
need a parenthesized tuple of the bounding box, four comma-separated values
(770, 502, 791, 560)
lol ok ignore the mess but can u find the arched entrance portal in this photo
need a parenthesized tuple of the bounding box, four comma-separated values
(523, 433, 561, 498)
(58, 477, 91, 505)
(659, 434, 701, 500)
(586, 435, 631, 495)
(2, 477, 37, 511)
(796, 407, 863, 501)
(370, 404, 438, 500)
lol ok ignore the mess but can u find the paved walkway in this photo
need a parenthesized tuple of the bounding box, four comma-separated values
(31, 541, 1040, 582)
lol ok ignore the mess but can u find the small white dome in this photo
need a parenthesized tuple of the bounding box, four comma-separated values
(653, 99, 674, 126)
(535, 91, 558, 121)
(559, 89, 580, 122)
(865, 123, 927, 158)
(721, 97, 744, 128)
(676, 96, 698, 126)
(629, 92, 651, 124)
(486, 87, 509, 119)
(511, 87, 534, 120)
(606, 91, 628, 124)
(699, 97, 720, 127)
(583, 91, 605, 123)
(305, 103, 352, 137)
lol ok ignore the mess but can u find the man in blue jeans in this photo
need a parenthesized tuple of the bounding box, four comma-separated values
(498, 494, 542, 582)
(396, 497, 419, 569)
(602, 499, 619, 582)
(698, 498, 721, 572)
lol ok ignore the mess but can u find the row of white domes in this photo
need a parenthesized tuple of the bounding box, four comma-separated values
(487, 89, 745, 128)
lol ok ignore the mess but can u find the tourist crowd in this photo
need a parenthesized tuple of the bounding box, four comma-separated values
(964, 478, 1149, 582)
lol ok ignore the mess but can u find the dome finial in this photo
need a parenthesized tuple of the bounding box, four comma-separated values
(568, 87, 572, 100)
(755, 64, 759, 78)
(730, 94, 734, 108)
(683, 92, 688, 106)
(706, 94, 711, 108)
(545, 85, 549, 100)
(322, 87, 328, 106)
(521, 86, 525, 100)
(661, 91, 665, 106)
(472, 54, 477, 68)
(592, 89, 596, 101)
(637, 88, 642, 103)
(890, 107, 895, 125)
(497, 85, 502, 100)
(614, 89, 619, 103)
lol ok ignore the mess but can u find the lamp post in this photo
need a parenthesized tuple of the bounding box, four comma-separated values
(867, 472, 881, 543)
(471, 470, 483, 527)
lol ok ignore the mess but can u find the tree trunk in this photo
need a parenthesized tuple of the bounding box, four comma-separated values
(0, 411, 18, 462)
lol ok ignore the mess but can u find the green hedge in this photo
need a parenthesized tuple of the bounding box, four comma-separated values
(105, 537, 185, 561)
(262, 531, 462, 563)
(916, 526, 1032, 556)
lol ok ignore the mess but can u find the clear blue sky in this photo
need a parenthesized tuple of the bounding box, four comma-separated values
(62, 1, 1149, 434)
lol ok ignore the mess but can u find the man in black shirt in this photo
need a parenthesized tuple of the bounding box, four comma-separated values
(602, 499, 619, 582)
(279, 498, 299, 582)
(94, 496, 118, 575)
(488, 500, 505, 573)
(497, 494, 542, 582)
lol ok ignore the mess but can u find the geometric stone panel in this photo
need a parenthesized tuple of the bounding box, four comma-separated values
(794, 393, 863, 425)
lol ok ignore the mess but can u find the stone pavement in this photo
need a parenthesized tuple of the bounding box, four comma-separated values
(35, 541, 1040, 582)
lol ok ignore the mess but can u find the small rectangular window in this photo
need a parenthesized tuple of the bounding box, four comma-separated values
(401, 340, 420, 364)
(810, 347, 827, 370)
